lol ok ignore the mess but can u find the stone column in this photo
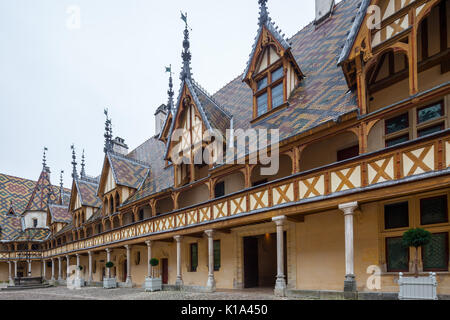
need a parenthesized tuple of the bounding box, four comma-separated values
(125, 245, 132, 287)
(272, 216, 287, 296)
(27, 260, 32, 277)
(204, 230, 216, 292)
(51, 258, 55, 281)
(88, 251, 93, 283)
(174, 236, 183, 286)
(42, 260, 46, 280)
(339, 202, 358, 293)
(58, 257, 62, 281)
(13, 261, 17, 278)
(76, 254, 81, 277)
(146, 241, 152, 278)
(8, 261, 13, 284)
(66, 255, 70, 279)
(106, 249, 111, 278)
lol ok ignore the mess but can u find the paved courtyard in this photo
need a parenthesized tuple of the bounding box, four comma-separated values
(0, 286, 297, 300)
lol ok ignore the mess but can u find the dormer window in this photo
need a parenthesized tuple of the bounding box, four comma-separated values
(254, 62, 287, 119)
(33, 218, 38, 228)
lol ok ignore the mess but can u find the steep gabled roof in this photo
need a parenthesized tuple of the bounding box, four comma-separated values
(48, 204, 72, 224)
(105, 152, 150, 190)
(70, 176, 102, 210)
(338, 0, 371, 65)
(24, 169, 58, 212)
(124, 138, 174, 206)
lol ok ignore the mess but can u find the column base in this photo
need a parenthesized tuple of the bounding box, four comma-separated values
(72, 277, 85, 290)
(144, 277, 162, 292)
(206, 276, 216, 293)
(123, 277, 133, 288)
(344, 274, 357, 292)
(274, 276, 287, 297)
(175, 278, 184, 288)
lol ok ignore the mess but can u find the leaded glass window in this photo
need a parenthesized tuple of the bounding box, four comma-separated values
(420, 195, 448, 225)
(257, 77, 268, 91)
(385, 113, 409, 135)
(257, 93, 268, 117)
(418, 124, 444, 138)
(417, 103, 443, 124)
(423, 233, 449, 271)
(271, 67, 284, 82)
(214, 240, 221, 271)
(385, 202, 409, 229)
(271, 83, 284, 109)
(386, 134, 409, 148)
(386, 237, 409, 272)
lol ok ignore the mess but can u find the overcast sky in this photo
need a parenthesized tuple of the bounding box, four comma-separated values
(0, 0, 338, 187)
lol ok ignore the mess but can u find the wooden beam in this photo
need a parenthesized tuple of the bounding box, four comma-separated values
(287, 216, 305, 223)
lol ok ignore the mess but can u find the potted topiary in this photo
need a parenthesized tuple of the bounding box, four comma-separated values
(103, 261, 117, 289)
(144, 258, 162, 292)
(398, 228, 437, 300)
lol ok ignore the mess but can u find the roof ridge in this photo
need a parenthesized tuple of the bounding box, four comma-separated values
(191, 79, 233, 119)
(108, 150, 151, 168)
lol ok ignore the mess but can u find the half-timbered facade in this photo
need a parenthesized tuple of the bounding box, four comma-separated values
(0, 0, 449, 299)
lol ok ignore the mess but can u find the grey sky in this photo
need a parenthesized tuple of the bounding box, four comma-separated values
(0, 0, 337, 187)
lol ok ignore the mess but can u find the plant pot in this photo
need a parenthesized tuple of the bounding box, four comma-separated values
(398, 272, 438, 300)
(103, 277, 117, 289)
(144, 277, 162, 292)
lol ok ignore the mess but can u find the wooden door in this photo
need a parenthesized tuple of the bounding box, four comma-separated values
(162, 258, 169, 284)
(244, 237, 259, 288)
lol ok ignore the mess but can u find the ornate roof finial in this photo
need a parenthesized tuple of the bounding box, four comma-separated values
(71, 144, 78, 179)
(180, 12, 192, 81)
(104, 108, 113, 153)
(258, 0, 269, 27)
(166, 65, 174, 113)
(81, 150, 86, 179)
(59, 170, 64, 205)
(42, 147, 48, 171)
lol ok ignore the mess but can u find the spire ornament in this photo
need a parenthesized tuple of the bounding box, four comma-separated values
(258, 0, 269, 27)
(166, 65, 174, 113)
(180, 12, 192, 81)
(104, 109, 113, 153)
(81, 149, 86, 179)
(59, 170, 64, 205)
(42, 147, 49, 172)
(71, 144, 78, 179)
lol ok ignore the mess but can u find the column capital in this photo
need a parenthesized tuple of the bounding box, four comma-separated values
(272, 215, 287, 226)
(88, 251, 93, 257)
(204, 230, 215, 238)
(66, 255, 70, 259)
(339, 202, 359, 216)
(145, 240, 153, 247)
(124, 244, 131, 250)
(105, 248, 112, 253)
(174, 235, 183, 242)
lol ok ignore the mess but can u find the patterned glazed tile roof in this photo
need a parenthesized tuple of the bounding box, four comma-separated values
(213, 0, 360, 142)
(0, 171, 71, 241)
(107, 152, 150, 189)
(13, 228, 51, 242)
(76, 179, 102, 208)
(124, 0, 361, 205)
(124, 137, 174, 205)
(48, 204, 71, 224)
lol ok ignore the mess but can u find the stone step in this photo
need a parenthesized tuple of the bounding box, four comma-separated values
(1, 284, 53, 291)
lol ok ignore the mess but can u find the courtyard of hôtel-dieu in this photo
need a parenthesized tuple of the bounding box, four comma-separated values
(1, 0, 450, 302)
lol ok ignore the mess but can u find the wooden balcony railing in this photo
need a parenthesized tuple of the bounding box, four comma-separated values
(1, 131, 447, 260)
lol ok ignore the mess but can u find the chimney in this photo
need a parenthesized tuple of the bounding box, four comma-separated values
(112, 137, 129, 155)
(155, 104, 168, 136)
(315, 0, 335, 25)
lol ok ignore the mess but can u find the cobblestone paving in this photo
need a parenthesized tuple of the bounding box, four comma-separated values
(0, 286, 298, 300)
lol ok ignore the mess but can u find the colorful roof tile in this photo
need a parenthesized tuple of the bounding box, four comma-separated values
(76, 179, 102, 208)
(107, 152, 150, 190)
(48, 204, 72, 224)
(13, 228, 51, 242)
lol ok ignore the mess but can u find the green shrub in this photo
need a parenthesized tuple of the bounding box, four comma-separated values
(402, 228, 432, 248)
(150, 258, 159, 267)
(105, 261, 114, 269)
